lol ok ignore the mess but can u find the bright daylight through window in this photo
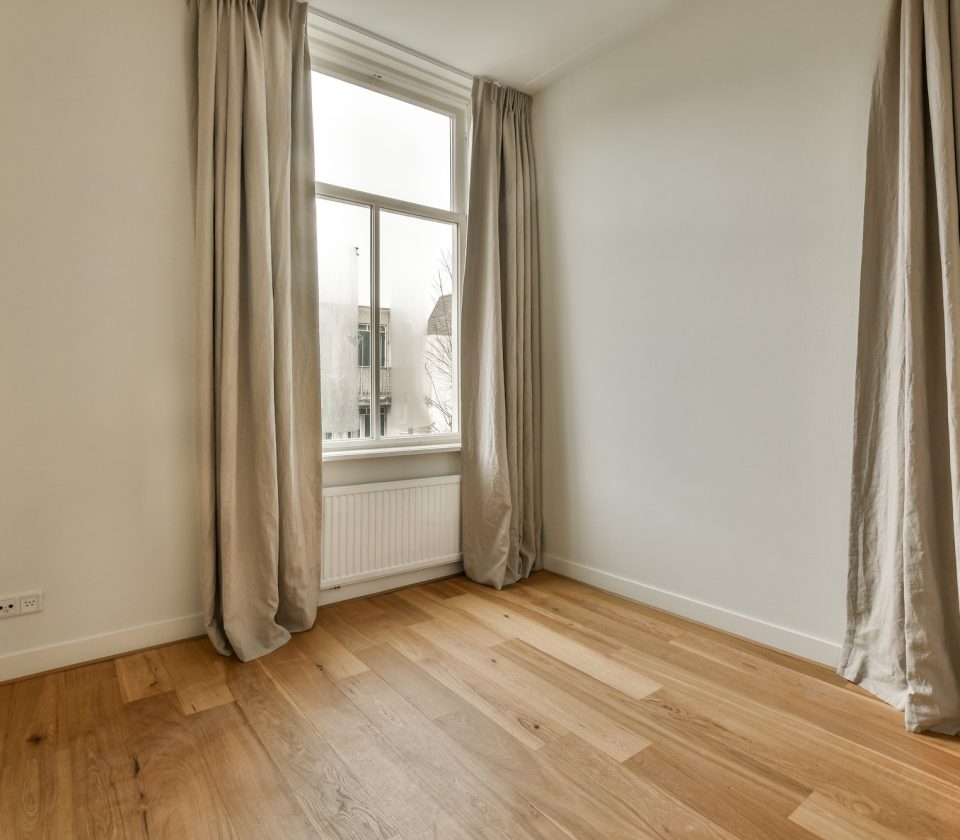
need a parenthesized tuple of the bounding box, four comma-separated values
(313, 69, 464, 450)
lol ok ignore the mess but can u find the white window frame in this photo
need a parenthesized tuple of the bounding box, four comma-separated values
(307, 13, 471, 460)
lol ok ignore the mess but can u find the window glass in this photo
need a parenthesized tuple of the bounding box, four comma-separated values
(313, 64, 464, 449)
(316, 197, 371, 441)
(312, 72, 452, 210)
(378, 210, 457, 437)
(358, 324, 371, 367)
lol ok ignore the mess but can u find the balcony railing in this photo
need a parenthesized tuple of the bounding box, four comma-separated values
(358, 366, 391, 403)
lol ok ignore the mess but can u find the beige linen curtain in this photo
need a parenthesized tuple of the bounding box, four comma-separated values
(461, 79, 541, 589)
(194, 0, 322, 660)
(841, 0, 960, 734)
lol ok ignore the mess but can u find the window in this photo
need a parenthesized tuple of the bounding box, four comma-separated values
(309, 17, 469, 454)
(358, 324, 370, 367)
(357, 323, 387, 368)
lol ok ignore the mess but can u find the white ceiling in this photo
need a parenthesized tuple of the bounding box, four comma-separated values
(308, 0, 680, 93)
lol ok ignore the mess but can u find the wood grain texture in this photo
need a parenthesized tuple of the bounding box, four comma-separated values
(0, 673, 72, 840)
(122, 692, 237, 840)
(4, 570, 959, 838)
(229, 662, 401, 840)
(64, 662, 147, 840)
(789, 792, 908, 839)
(159, 638, 236, 715)
(115, 650, 174, 704)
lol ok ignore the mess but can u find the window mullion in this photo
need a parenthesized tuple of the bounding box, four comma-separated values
(371, 202, 380, 442)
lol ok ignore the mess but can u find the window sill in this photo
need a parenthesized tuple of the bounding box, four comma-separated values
(322, 442, 461, 462)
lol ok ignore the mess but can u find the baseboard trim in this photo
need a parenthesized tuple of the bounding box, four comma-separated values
(0, 613, 205, 684)
(543, 554, 841, 667)
(0, 562, 466, 684)
(318, 559, 464, 605)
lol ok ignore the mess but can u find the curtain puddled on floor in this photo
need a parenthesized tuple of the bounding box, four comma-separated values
(841, 0, 960, 734)
(194, 0, 322, 660)
(461, 79, 542, 590)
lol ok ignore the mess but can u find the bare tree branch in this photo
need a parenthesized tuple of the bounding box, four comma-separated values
(424, 251, 455, 432)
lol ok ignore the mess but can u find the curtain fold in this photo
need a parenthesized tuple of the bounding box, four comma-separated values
(841, 0, 960, 734)
(461, 79, 542, 590)
(194, 0, 322, 661)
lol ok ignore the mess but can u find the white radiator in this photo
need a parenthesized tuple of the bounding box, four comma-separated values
(321, 475, 461, 588)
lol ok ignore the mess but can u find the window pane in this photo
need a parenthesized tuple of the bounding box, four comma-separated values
(379, 210, 457, 437)
(317, 198, 371, 441)
(312, 72, 452, 210)
(358, 324, 370, 367)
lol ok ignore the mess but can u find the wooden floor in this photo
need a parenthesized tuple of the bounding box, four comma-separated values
(3, 572, 960, 839)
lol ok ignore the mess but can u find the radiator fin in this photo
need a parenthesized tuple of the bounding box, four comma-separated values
(321, 475, 461, 588)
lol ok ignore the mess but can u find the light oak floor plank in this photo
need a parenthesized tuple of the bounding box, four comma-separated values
(158, 638, 236, 716)
(64, 662, 148, 840)
(114, 650, 174, 704)
(190, 702, 317, 839)
(413, 619, 652, 761)
(287, 624, 370, 682)
(484, 577, 960, 795)
(336, 668, 561, 840)
(0, 678, 16, 766)
(227, 662, 400, 840)
(442, 592, 663, 700)
(380, 622, 567, 750)
(262, 655, 480, 840)
(121, 692, 238, 840)
(5, 571, 960, 838)
(789, 791, 907, 839)
(0, 673, 73, 840)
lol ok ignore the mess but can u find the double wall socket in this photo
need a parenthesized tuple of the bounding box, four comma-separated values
(0, 591, 43, 618)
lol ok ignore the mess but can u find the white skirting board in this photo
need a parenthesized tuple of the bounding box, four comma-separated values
(0, 612, 205, 684)
(0, 559, 465, 683)
(544, 554, 842, 667)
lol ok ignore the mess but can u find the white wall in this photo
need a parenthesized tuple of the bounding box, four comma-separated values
(534, 0, 889, 663)
(0, 1, 201, 677)
(0, 1, 461, 681)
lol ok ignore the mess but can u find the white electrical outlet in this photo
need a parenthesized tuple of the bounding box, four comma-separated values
(20, 591, 43, 614)
(0, 596, 21, 618)
(0, 591, 43, 618)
